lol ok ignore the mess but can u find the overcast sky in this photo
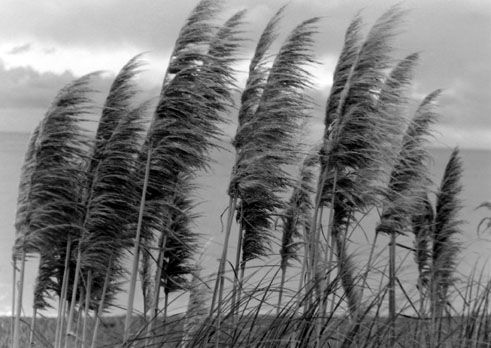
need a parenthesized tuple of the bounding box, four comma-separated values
(0, 0, 490, 148)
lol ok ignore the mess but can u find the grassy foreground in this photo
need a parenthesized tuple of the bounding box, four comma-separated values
(3, 312, 491, 347)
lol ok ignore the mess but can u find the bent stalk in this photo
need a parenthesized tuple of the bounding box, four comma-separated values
(145, 234, 168, 344)
(65, 247, 82, 348)
(277, 265, 287, 314)
(210, 195, 237, 314)
(12, 250, 25, 348)
(90, 259, 111, 348)
(210, 195, 237, 348)
(81, 271, 92, 348)
(55, 237, 72, 348)
(124, 148, 152, 341)
(389, 233, 396, 347)
(29, 307, 37, 346)
(11, 257, 17, 348)
(231, 224, 243, 320)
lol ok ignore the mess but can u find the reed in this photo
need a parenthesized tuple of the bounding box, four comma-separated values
(9, 3, 486, 348)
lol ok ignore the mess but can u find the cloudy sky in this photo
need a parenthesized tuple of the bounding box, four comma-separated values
(0, 0, 490, 148)
(0, 0, 490, 317)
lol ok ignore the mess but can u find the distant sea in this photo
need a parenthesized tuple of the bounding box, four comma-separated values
(1, 131, 490, 316)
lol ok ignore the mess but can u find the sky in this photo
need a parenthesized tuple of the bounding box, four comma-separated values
(0, 0, 490, 149)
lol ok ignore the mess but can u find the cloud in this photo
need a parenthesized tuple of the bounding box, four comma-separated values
(0, 0, 488, 149)
(43, 47, 56, 55)
(0, 60, 75, 109)
(0, 58, 163, 133)
(7, 43, 31, 55)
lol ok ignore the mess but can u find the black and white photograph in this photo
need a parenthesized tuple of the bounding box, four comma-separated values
(1, 0, 490, 346)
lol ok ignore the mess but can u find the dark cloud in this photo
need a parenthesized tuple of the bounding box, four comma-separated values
(0, 59, 161, 110)
(0, 0, 489, 147)
(7, 43, 31, 55)
(0, 60, 75, 109)
(0, 59, 162, 133)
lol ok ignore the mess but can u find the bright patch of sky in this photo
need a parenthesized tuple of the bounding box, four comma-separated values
(1, 42, 143, 76)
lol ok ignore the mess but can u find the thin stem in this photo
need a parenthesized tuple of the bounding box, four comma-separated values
(236, 262, 246, 312)
(322, 171, 337, 321)
(277, 266, 287, 315)
(74, 292, 83, 348)
(11, 257, 17, 348)
(90, 257, 112, 348)
(212, 195, 238, 313)
(146, 234, 168, 344)
(124, 147, 152, 341)
(66, 145, 107, 348)
(57, 266, 71, 348)
(82, 270, 92, 348)
(321, 206, 333, 317)
(389, 232, 396, 347)
(160, 290, 169, 347)
(12, 250, 25, 348)
(210, 195, 237, 316)
(65, 247, 82, 348)
(29, 307, 37, 347)
(360, 232, 379, 301)
(231, 224, 243, 321)
(55, 237, 72, 348)
(315, 209, 325, 348)
(164, 291, 168, 323)
(307, 167, 329, 307)
(296, 231, 308, 313)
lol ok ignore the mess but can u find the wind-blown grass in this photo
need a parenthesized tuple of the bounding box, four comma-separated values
(10, 3, 489, 348)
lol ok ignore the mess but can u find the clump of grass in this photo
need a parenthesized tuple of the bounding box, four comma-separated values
(10, 3, 488, 348)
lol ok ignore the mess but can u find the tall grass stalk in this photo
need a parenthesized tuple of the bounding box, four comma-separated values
(226, 6, 285, 315)
(431, 148, 463, 322)
(54, 238, 72, 348)
(211, 195, 237, 344)
(12, 250, 25, 348)
(181, 268, 212, 348)
(90, 257, 111, 348)
(74, 290, 83, 348)
(29, 306, 37, 347)
(388, 233, 396, 345)
(232, 217, 243, 319)
(278, 151, 316, 313)
(64, 56, 143, 348)
(64, 248, 82, 347)
(123, 148, 151, 341)
(81, 270, 92, 348)
(317, 7, 408, 319)
(375, 52, 421, 344)
(130, 2, 238, 340)
(230, 16, 319, 322)
(211, 197, 236, 316)
(145, 234, 168, 343)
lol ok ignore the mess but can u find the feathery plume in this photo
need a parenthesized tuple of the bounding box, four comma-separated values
(432, 148, 463, 314)
(280, 151, 317, 270)
(131, 2, 244, 331)
(232, 17, 319, 262)
(28, 73, 96, 301)
(315, 7, 408, 318)
(412, 193, 434, 291)
(376, 85, 439, 237)
(80, 102, 149, 310)
(89, 55, 143, 173)
(13, 125, 40, 257)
